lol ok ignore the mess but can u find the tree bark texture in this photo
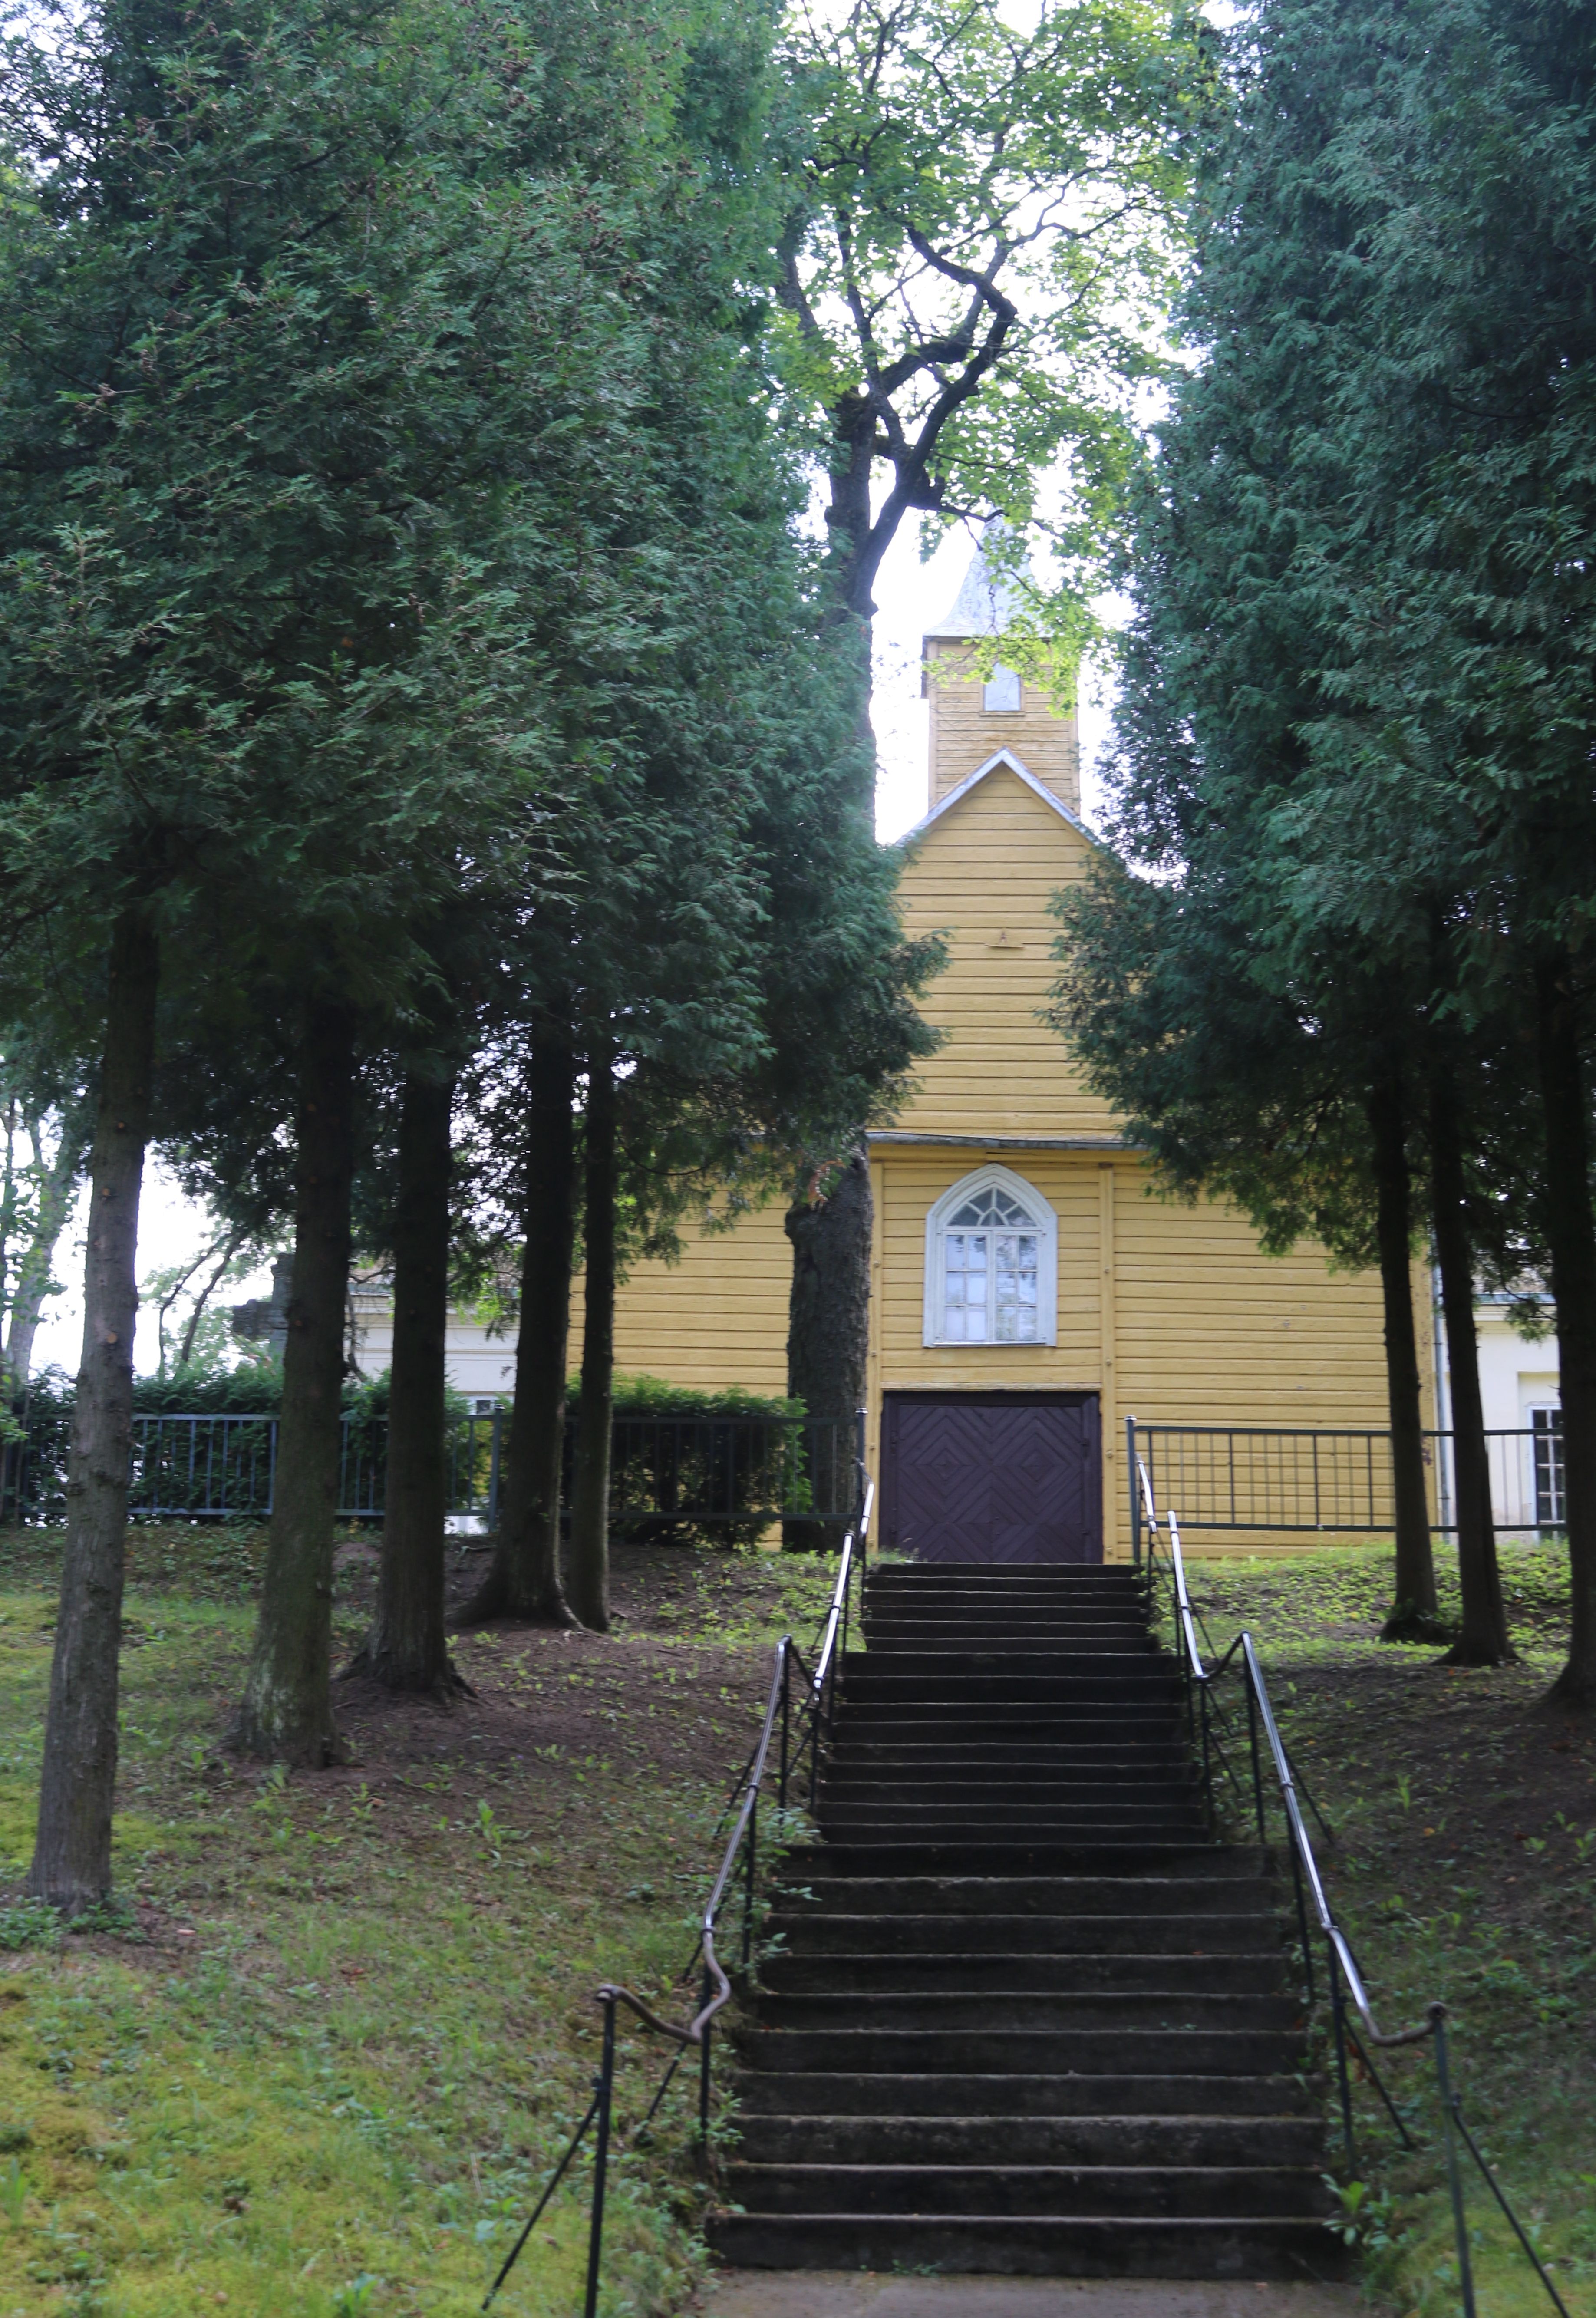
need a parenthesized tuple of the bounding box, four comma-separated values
(1534, 953, 1596, 1709)
(567, 1039, 616, 1632)
(456, 1044, 577, 1628)
(1429, 1063, 1513, 1665)
(784, 1150, 871, 1553)
(26, 911, 159, 1912)
(1366, 1072, 1442, 1638)
(359, 1064, 461, 1691)
(234, 1000, 356, 1762)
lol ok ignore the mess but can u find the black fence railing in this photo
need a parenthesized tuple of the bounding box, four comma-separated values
(483, 1467, 873, 2316)
(0, 1408, 855, 1534)
(1138, 1457, 1568, 2318)
(1128, 1417, 1566, 1560)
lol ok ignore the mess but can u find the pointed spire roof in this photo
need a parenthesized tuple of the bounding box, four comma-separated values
(925, 523, 1029, 640)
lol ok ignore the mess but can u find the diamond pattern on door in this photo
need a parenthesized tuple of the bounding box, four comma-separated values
(881, 1392, 1101, 1564)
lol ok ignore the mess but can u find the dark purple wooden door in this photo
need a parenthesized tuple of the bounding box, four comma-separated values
(881, 1391, 1101, 1564)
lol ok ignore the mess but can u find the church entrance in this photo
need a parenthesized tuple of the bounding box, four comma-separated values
(879, 1390, 1102, 1564)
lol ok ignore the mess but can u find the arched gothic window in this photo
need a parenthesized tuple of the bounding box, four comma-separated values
(923, 1165, 1057, 1347)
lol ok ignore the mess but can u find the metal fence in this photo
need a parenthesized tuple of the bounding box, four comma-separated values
(1128, 1416, 1567, 1560)
(1, 1407, 854, 1533)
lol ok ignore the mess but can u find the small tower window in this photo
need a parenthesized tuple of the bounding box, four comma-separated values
(924, 1165, 1057, 1346)
(983, 664, 1021, 712)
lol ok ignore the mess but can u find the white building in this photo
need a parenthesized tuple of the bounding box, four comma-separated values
(1432, 1276, 1563, 1536)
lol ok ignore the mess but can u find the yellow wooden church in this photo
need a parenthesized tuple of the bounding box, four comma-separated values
(575, 547, 1423, 1563)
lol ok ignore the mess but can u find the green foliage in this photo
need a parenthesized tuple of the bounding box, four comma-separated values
(775, 0, 1195, 627)
(575, 1374, 803, 1424)
(1050, 0, 1593, 1280)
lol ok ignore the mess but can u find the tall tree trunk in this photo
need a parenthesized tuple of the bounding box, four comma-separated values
(785, 1149, 871, 1553)
(5, 1108, 89, 1386)
(1535, 952, 1596, 1710)
(456, 1043, 577, 1627)
(567, 1036, 615, 1632)
(356, 1062, 461, 1691)
(234, 999, 356, 1763)
(1366, 1071, 1443, 1640)
(1429, 1062, 1512, 1665)
(26, 911, 159, 1911)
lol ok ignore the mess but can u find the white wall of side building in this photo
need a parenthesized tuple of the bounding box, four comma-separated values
(1434, 1280, 1563, 1535)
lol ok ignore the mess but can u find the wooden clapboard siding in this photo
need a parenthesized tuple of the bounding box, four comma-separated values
(894, 764, 1120, 1139)
(570, 1200, 790, 1398)
(594, 752, 1419, 1561)
(926, 642, 1081, 810)
(861, 1146, 1398, 1560)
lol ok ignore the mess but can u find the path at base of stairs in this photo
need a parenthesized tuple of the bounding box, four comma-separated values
(698, 2272, 1361, 2318)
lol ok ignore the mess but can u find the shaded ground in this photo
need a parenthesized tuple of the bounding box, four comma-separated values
(1181, 1543, 1596, 2318)
(0, 1526, 1591, 2318)
(0, 1525, 835, 2317)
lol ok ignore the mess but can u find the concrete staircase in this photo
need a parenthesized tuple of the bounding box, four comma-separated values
(708, 1562, 1338, 2278)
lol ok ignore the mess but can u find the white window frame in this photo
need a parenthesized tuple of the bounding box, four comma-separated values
(922, 1163, 1058, 1348)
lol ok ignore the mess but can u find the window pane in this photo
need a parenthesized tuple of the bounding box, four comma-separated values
(993, 1230, 1039, 1343)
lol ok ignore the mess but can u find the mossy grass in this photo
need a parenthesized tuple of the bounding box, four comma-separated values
(0, 1529, 836, 2315)
(1191, 1542, 1596, 2318)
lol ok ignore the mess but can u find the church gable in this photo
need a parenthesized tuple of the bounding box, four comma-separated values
(890, 755, 1122, 1144)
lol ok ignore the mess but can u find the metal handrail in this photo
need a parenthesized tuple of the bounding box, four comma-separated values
(1136, 1455, 1569, 2318)
(485, 1454, 874, 2316)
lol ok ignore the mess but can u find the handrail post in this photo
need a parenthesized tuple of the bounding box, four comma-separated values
(1244, 1665, 1266, 1849)
(742, 1787, 758, 1970)
(581, 1994, 617, 2318)
(778, 1642, 790, 1812)
(1327, 1936, 1356, 2171)
(698, 1965, 713, 2148)
(1198, 1681, 1213, 1835)
(1432, 2011, 1477, 2318)
(1127, 1417, 1140, 1567)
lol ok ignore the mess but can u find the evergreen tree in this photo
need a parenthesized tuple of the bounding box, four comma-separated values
(1055, 0, 1596, 1692)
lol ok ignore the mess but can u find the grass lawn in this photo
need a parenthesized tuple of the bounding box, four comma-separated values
(0, 1527, 836, 2318)
(1186, 1543, 1596, 2318)
(0, 1525, 1591, 2318)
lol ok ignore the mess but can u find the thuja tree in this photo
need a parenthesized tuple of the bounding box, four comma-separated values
(1280, 0, 1596, 1706)
(1055, 0, 1596, 1681)
(765, 0, 1195, 1431)
(0, 0, 603, 1868)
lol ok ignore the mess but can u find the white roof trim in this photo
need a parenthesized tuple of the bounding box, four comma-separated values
(897, 748, 1102, 848)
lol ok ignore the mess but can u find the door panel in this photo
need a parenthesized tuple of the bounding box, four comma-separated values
(881, 1391, 1101, 1564)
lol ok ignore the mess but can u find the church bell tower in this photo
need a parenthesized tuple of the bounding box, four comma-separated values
(921, 536, 1081, 814)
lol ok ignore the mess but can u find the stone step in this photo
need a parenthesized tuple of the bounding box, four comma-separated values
(817, 1796, 1206, 1826)
(731, 2070, 1321, 2119)
(772, 1868, 1276, 1910)
(705, 2211, 1349, 2278)
(722, 2160, 1334, 2220)
(719, 1556, 1332, 2281)
(820, 1778, 1199, 1806)
(835, 1705, 1185, 1732)
(752, 1990, 1303, 2033)
(778, 1840, 1234, 1875)
(736, 2026, 1308, 2076)
(765, 1911, 1282, 1955)
(820, 1743, 1195, 1761)
(761, 1951, 1289, 1995)
(734, 2111, 1326, 2167)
